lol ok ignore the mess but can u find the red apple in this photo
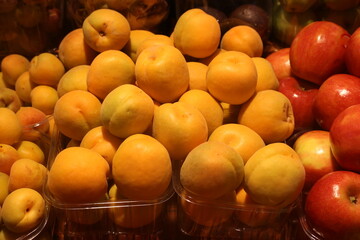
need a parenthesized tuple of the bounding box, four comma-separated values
(329, 103, 360, 172)
(313, 73, 360, 131)
(277, 76, 319, 131)
(345, 27, 360, 77)
(290, 21, 351, 85)
(265, 48, 293, 81)
(292, 130, 339, 191)
(305, 170, 360, 239)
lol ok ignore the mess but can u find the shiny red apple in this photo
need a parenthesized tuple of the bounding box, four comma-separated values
(277, 76, 319, 131)
(345, 27, 360, 77)
(329, 103, 360, 172)
(265, 47, 293, 81)
(305, 170, 360, 240)
(293, 130, 339, 191)
(313, 73, 360, 131)
(290, 21, 351, 85)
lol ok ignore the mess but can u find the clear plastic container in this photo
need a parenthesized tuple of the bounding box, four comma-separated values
(43, 128, 175, 240)
(297, 193, 325, 240)
(0, 0, 65, 61)
(16, 203, 52, 240)
(172, 168, 301, 240)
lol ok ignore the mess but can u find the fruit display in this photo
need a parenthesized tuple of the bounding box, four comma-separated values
(0, 0, 64, 60)
(0, 107, 52, 239)
(1, 1, 360, 239)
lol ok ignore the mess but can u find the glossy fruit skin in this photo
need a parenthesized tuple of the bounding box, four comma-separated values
(330, 104, 360, 172)
(313, 73, 360, 131)
(345, 27, 360, 77)
(290, 21, 351, 85)
(305, 170, 360, 240)
(278, 76, 318, 131)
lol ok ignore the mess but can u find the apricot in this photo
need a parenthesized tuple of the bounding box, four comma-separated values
(220, 25, 263, 57)
(80, 126, 123, 169)
(15, 71, 37, 104)
(180, 141, 244, 199)
(178, 89, 223, 135)
(0, 172, 9, 205)
(28, 52, 65, 87)
(53, 90, 102, 141)
(0, 144, 19, 175)
(209, 123, 265, 164)
(57, 64, 89, 97)
(186, 61, 208, 91)
(135, 34, 174, 60)
(8, 158, 47, 193)
(244, 142, 305, 208)
(112, 134, 172, 200)
(0, 108, 22, 145)
(15, 106, 49, 142)
(152, 101, 208, 163)
(14, 140, 45, 165)
(0, 87, 22, 112)
(1, 54, 30, 86)
(181, 190, 236, 227)
(237, 90, 295, 144)
(101, 84, 154, 139)
(172, 8, 221, 58)
(82, 8, 131, 52)
(87, 49, 135, 100)
(47, 146, 110, 203)
(58, 28, 98, 70)
(108, 184, 163, 228)
(122, 29, 155, 62)
(235, 188, 278, 227)
(198, 48, 226, 65)
(207, 51, 257, 105)
(30, 85, 58, 115)
(135, 44, 189, 103)
(252, 57, 279, 92)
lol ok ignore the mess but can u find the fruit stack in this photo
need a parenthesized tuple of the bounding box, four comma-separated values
(0, 0, 360, 239)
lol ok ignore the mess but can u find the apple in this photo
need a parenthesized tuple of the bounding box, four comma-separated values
(305, 170, 360, 239)
(313, 73, 360, 131)
(292, 130, 339, 191)
(1, 188, 46, 233)
(265, 47, 293, 81)
(329, 103, 360, 172)
(277, 76, 319, 131)
(290, 21, 351, 85)
(345, 27, 360, 77)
